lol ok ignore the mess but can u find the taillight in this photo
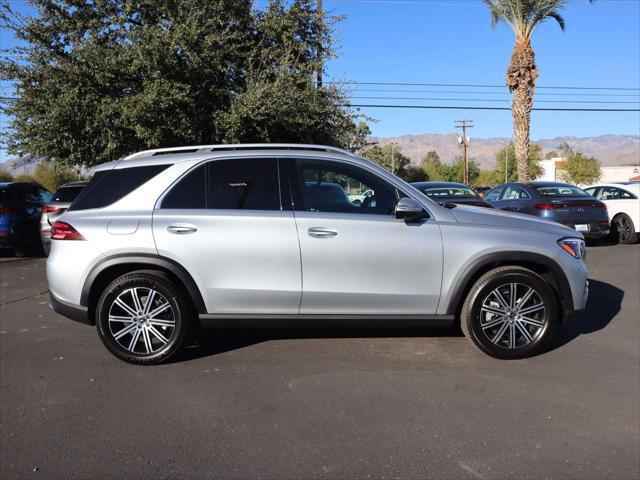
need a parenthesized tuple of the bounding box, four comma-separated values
(534, 203, 567, 210)
(50, 221, 85, 241)
(595, 202, 607, 209)
(0, 206, 14, 214)
(43, 205, 61, 213)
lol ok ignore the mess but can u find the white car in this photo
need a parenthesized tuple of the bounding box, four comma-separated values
(584, 182, 639, 244)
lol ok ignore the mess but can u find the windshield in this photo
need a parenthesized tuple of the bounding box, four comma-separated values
(534, 185, 589, 197)
(420, 186, 477, 198)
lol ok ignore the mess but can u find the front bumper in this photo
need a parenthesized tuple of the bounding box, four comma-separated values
(49, 291, 92, 325)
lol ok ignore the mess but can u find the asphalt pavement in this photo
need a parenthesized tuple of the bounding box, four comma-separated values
(1, 245, 639, 480)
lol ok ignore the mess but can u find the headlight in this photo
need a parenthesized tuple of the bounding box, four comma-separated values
(558, 238, 586, 259)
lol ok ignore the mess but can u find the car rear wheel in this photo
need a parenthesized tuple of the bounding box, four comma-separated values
(613, 213, 638, 244)
(96, 271, 195, 364)
(460, 266, 559, 359)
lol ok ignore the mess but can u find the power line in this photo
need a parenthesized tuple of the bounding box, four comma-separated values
(349, 88, 640, 97)
(343, 104, 640, 112)
(349, 96, 640, 104)
(331, 81, 640, 91)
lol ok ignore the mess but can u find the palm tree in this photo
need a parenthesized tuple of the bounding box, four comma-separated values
(484, 0, 593, 182)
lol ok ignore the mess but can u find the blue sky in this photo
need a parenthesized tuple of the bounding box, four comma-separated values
(1, 0, 639, 163)
(322, 0, 640, 138)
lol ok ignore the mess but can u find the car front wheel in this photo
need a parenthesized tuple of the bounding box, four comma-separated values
(95, 271, 195, 364)
(460, 266, 559, 359)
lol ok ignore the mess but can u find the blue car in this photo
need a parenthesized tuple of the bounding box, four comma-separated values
(484, 181, 610, 239)
(0, 182, 52, 255)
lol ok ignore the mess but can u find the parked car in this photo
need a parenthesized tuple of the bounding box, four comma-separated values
(411, 182, 493, 208)
(0, 182, 52, 255)
(40, 181, 88, 255)
(583, 182, 639, 244)
(47, 144, 588, 364)
(484, 181, 610, 239)
(475, 186, 492, 198)
(348, 188, 374, 206)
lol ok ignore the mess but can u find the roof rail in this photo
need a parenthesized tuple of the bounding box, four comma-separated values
(124, 143, 356, 160)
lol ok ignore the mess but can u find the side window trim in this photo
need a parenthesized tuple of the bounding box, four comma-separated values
(159, 156, 285, 212)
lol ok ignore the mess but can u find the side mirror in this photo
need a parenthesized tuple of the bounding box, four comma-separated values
(395, 197, 428, 221)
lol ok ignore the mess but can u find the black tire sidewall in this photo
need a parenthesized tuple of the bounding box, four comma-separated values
(96, 273, 189, 364)
(615, 214, 637, 244)
(465, 271, 558, 359)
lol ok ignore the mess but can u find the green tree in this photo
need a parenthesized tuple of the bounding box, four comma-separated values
(421, 151, 445, 181)
(361, 144, 411, 176)
(0, 170, 14, 182)
(545, 150, 559, 159)
(474, 169, 500, 187)
(31, 162, 83, 192)
(440, 158, 480, 184)
(559, 151, 601, 185)
(401, 165, 427, 183)
(484, 1, 594, 182)
(1, 0, 360, 167)
(495, 143, 542, 182)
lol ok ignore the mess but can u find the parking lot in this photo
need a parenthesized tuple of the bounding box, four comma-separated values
(0, 244, 638, 480)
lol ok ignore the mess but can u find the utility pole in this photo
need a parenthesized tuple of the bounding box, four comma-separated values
(316, 0, 323, 88)
(455, 119, 474, 184)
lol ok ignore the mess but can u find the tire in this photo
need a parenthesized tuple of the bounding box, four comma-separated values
(460, 266, 559, 360)
(15, 222, 44, 257)
(95, 271, 196, 365)
(613, 213, 638, 245)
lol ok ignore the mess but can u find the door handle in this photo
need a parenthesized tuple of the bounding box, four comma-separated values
(167, 224, 198, 235)
(308, 227, 338, 238)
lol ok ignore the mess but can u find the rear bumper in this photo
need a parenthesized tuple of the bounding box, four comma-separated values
(566, 222, 610, 238)
(48, 291, 92, 325)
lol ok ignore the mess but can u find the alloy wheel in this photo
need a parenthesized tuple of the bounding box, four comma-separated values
(616, 216, 631, 242)
(108, 287, 176, 355)
(479, 282, 546, 349)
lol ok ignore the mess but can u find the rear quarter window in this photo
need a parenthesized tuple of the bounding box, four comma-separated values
(52, 186, 85, 203)
(69, 164, 170, 211)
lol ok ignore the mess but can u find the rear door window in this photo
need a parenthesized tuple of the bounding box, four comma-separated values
(160, 158, 281, 211)
(161, 164, 207, 209)
(484, 187, 504, 202)
(502, 186, 530, 200)
(70, 164, 170, 211)
(207, 158, 281, 210)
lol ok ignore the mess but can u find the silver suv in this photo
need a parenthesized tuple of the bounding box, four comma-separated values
(47, 144, 589, 364)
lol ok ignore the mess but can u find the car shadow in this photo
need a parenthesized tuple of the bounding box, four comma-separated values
(546, 279, 623, 352)
(178, 324, 463, 362)
(176, 279, 621, 363)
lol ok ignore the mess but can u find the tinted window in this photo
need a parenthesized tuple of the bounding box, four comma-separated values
(484, 187, 504, 202)
(583, 187, 598, 197)
(502, 186, 530, 200)
(70, 164, 170, 211)
(598, 186, 637, 200)
(294, 161, 397, 215)
(420, 186, 477, 198)
(207, 158, 280, 210)
(0, 187, 8, 204)
(162, 164, 207, 209)
(534, 185, 588, 197)
(24, 186, 42, 204)
(52, 186, 84, 203)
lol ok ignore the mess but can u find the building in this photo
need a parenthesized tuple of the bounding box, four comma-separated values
(537, 158, 640, 185)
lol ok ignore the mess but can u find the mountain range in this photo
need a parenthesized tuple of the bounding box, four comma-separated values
(370, 134, 640, 168)
(1, 134, 638, 176)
